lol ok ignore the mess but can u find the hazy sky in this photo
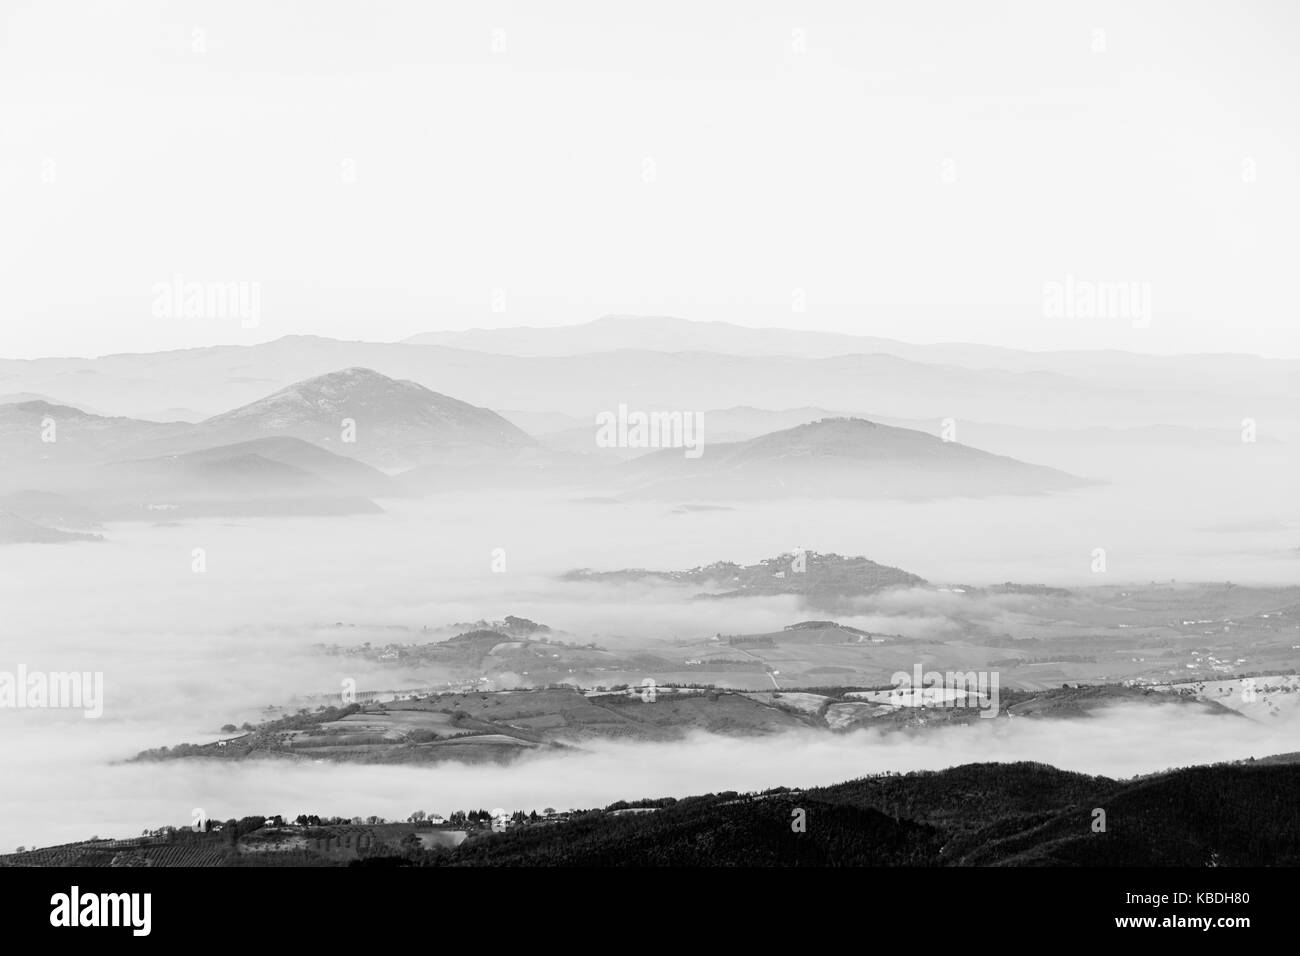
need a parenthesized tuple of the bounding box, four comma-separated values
(2, 0, 1298, 358)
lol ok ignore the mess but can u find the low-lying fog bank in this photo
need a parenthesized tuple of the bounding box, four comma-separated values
(2, 702, 1295, 851)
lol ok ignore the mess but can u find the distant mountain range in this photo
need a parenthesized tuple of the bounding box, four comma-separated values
(1, 368, 532, 472)
(0, 369, 542, 526)
(405, 314, 931, 359)
(405, 315, 1296, 376)
(2, 320, 1295, 439)
(0, 368, 1097, 533)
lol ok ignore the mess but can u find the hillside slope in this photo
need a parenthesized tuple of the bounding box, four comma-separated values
(200, 367, 534, 469)
(618, 418, 1093, 500)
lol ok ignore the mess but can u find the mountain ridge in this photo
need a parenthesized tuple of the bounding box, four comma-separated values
(199, 367, 534, 469)
(617, 417, 1093, 500)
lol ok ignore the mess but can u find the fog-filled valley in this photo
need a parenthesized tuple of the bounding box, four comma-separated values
(8, 0, 1300, 895)
(2, 362, 1297, 851)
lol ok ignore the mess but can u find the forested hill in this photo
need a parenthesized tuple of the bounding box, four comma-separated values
(5, 759, 1296, 867)
(425, 759, 1300, 867)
